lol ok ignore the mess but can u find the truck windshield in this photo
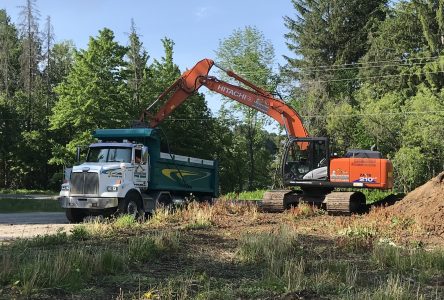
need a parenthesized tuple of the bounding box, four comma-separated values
(86, 147, 132, 163)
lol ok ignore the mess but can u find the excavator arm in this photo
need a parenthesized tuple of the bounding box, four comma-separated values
(140, 58, 308, 139)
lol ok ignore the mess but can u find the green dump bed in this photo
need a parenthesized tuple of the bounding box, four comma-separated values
(93, 128, 218, 197)
(150, 152, 218, 196)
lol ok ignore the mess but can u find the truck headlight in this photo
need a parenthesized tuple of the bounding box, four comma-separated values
(61, 184, 70, 191)
(107, 186, 119, 192)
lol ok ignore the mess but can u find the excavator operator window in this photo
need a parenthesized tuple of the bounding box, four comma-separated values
(283, 138, 329, 184)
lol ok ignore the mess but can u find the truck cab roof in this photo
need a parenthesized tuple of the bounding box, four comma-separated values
(93, 128, 158, 140)
(90, 142, 135, 148)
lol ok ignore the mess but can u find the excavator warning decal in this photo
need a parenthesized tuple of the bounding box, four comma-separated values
(330, 170, 349, 182)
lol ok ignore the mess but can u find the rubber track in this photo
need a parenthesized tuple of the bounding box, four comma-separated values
(261, 190, 291, 212)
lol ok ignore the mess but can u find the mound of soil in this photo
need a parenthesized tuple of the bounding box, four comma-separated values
(387, 172, 444, 236)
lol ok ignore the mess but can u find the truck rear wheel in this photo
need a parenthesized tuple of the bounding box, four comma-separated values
(199, 195, 214, 204)
(65, 208, 86, 223)
(118, 192, 142, 218)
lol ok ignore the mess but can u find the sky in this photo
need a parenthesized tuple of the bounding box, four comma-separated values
(1, 0, 296, 116)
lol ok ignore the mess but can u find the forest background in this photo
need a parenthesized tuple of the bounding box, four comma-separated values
(0, 0, 443, 194)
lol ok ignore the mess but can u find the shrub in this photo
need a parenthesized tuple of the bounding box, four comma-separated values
(70, 225, 90, 241)
(337, 225, 377, 251)
(113, 214, 138, 229)
(184, 202, 214, 230)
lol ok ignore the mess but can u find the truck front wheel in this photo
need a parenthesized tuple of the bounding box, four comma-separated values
(65, 208, 86, 223)
(118, 192, 142, 218)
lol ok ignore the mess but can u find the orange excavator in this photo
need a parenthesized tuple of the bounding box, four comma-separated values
(140, 58, 394, 214)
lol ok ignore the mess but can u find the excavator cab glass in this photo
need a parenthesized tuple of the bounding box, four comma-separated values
(282, 137, 329, 185)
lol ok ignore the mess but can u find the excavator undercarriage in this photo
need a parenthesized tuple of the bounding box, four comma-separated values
(261, 189, 368, 215)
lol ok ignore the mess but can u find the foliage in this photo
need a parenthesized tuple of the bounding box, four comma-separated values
(282, 0, 444, 192)
(1, 0, 443, 193)
(393, 147, 427, 192)
(215, 26, 277, 191)
(113, 214, 138, 229)
(146, 38, 219, 161)
(224, 189, 265, 200)
(50, 28, 130, 164)
(0, 198, 61, 213)
(283, 0, 387, 136)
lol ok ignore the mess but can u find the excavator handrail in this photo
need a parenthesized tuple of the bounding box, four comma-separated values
(140, 58, 309, 139)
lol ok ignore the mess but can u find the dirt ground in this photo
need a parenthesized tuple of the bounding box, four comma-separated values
(0, 212, 74, 241)
(0, 223, 75, 240)
(1, 199, 443, 299)
(2, 170, 444, 244)
(386, 171, 444, 237)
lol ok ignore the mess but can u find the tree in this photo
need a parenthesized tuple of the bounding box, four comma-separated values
(401, 85, 444, 179)
(356, 1, 444, 190)
(50, 28, 129, 165)
(47, 40, 75, 85)
(413, 0, 444, 54)
(0, 95, 21, 188)
(358, 90, 405, 155)
(126, 19, 150, 118)
(42, 15, 54, 109)
(18, 0, 41, 130)
(358, 1, 428, 96)
(0, 9, 20, 98)
(215, 26, 276, 190)
(393, 147, 427, 192)
(283, 0, 387, 135)
(0, 10, 21, 188)
(325, 102, 370, 154)
(146, 38, 217, 159)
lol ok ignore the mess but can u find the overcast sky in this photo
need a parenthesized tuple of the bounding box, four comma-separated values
(1, 0, 296, 117)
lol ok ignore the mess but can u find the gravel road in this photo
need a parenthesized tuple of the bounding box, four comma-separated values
(0, 212, 75, 241)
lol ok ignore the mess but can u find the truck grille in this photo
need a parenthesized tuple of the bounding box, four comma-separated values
(70, 172, 99, 195)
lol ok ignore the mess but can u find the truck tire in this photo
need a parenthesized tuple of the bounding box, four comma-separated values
(65, 208, 86, 223)
(157, 193, 173, 209)
(118, 192, 142, 218)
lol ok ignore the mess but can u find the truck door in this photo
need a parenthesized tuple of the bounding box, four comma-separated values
(133, 146, 149, 189)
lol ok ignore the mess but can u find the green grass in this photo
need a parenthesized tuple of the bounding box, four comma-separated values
(362, 189, 404, 205)
(1, 206, 443, 299)
(0, 188, 57, 195)
(372, 244, 444, 276)
(224, 189, 266, 200)
(236, 226, 442, 299)
(113, 214, 139, 229)
(0, 228, 181, 297)
(0, 198, 62, 213)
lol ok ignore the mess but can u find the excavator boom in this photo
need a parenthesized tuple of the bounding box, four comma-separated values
(140, 58, 308, 138)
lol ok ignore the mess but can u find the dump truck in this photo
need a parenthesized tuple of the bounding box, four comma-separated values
(59, 128, 218, 222)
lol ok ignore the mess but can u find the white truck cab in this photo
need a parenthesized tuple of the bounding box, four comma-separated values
(59, 142, 149, 222)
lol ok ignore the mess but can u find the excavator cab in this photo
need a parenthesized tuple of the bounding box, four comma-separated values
(282, 137, 330, 185)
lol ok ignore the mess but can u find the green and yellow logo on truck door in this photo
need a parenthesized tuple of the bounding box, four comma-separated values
(162, 168, 210, 183)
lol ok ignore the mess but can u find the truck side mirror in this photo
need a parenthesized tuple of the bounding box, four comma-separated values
(76, 146, 81, 163)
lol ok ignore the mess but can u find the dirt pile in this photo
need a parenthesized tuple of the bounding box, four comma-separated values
(387, 172, 444, 236)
